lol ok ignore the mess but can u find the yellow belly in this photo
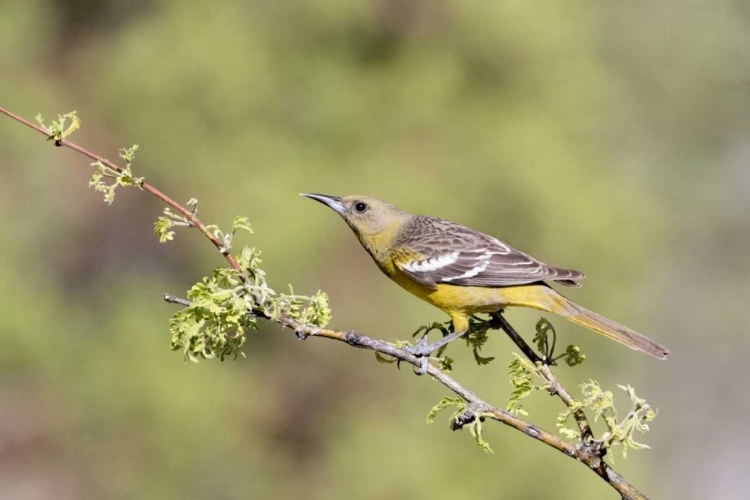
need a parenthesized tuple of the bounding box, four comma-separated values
(385, 264, 561, 329)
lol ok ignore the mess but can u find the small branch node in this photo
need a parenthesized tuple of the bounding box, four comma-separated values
(526, 424, 541, 439)
(295, 329, 308, 340)
(451, 402, 491, 431)
(451, 411, 475, 430)
(344, 330, 362, 346)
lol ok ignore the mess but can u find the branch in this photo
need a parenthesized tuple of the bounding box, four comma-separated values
(490, 312, 595, 444)
(3, 106, 649, 500)
(165, 303, 643, 500)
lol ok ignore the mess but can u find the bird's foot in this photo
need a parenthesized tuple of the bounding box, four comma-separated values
(405, 335, 433, 357)
(404, 330, 467, 375)
(404, 336, 432, 375)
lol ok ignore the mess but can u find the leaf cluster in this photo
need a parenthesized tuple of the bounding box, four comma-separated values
(581, 381, 656, 459)
(89, 145, 144, 205)
(169, 242, 332, 362)
(506, 354, 538, 416)
(35, 111, 80, 143)
(465, 316, 496, 365)
(554, 381, 656, 459)
(154, 198, 198, 243)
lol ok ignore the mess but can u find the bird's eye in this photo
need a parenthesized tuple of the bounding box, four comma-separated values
(354, 202, 368, 213)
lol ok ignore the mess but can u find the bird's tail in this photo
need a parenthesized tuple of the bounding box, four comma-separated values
(564, 300, 668, 360)
(514, 286, 669, 360)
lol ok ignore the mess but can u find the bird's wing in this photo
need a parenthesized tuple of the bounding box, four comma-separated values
(392, 216, 585, 289)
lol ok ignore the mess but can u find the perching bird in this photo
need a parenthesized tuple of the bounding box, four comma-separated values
(302, 194, 669, 369)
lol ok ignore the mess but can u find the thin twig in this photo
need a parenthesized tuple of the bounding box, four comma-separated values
(490, 312, 543, 364)
(490, 311, 595, 443)
(4, 106, 647, 500)
(0, 106, 244, 275)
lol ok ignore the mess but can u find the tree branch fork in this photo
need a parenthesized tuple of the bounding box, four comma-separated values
(2, 106, 648, 500)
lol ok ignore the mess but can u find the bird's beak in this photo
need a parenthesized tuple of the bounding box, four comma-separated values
(300, 193, 346, 215)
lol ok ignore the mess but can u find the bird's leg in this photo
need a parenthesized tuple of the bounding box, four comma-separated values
(405, 329, 468, 375)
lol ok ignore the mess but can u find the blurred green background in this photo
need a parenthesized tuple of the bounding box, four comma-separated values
(1, 1, 749, 498)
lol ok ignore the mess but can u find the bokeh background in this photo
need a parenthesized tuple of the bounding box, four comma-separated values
(1, 1, 749, 499)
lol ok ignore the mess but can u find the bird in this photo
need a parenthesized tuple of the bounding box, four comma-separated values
(302, 193, 669, 370)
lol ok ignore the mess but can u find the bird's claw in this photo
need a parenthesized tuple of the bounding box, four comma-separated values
(413, 356, 430, 375)
(405, 335, 433, 357)
(405, 336, 433, 375)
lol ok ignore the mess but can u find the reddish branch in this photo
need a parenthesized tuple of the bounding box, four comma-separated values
(0, 106, 242, 272)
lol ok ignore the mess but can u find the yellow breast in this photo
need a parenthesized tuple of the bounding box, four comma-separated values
(380, 256, 508, 314)
(380, 254, 558, 317)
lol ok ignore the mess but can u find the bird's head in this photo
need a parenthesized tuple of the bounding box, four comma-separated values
(301, 193, 411, 250)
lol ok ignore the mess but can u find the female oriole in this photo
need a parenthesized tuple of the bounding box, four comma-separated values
(303, 193, 669, 367)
